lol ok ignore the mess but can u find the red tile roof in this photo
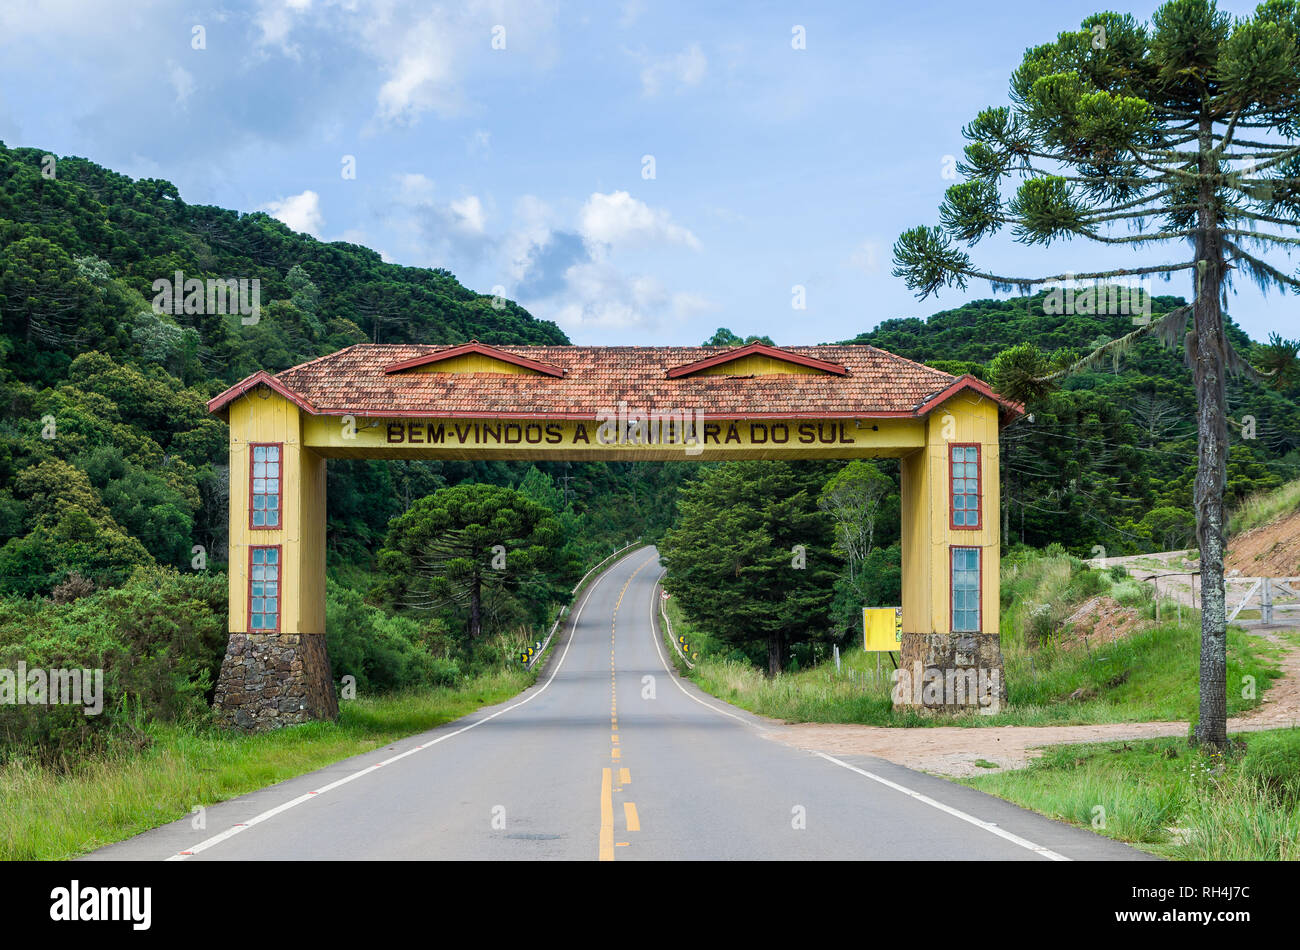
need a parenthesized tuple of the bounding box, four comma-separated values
(665, 341, 848, 378)
(383, 340, 566, 377)
(208, 344, 1024, 422)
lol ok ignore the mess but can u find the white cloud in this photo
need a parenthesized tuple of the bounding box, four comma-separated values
(545, 259, 716, 332)
(260, 189, 324, 237)
(254, 0, 310, 58)
(448, 195, 487, 235)
(499, 192, 712, 332)
(397, 172, 436, 204)
(640, 44, 706, 96)
(384, 174, 493, 265)
(552, 260, 669, 330)
(850, 240, 885, 274)
(167, 63, 195, 106)
(579, 191, 700, 250)
(357, 1, 559, 126)
(375, 23, 461, 122)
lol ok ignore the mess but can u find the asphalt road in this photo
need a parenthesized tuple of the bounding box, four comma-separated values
(87, 546, 1153, 861)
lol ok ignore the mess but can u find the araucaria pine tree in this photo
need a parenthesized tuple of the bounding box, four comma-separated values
(892, 0, 1300, 749)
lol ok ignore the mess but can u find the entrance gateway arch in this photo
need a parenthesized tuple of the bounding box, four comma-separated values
(206, 340, 1024, 730)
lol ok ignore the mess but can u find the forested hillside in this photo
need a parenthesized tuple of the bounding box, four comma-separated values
(0, 142, 677, 601)
(842, 295, 1300, 554)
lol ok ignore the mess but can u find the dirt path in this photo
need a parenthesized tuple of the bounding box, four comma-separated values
(764, 627, 1300, 778)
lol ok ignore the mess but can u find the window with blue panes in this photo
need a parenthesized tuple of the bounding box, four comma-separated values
(251, 444, 280, 528)
(952, 546, 980, 632)
(249, 546, 280, 631)
(950, 444, 980, 528)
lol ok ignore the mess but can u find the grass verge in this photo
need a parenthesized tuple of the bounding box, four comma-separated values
(668, 548, 1285, 727)
(0, 667, 532, 860)
(1229, 478, 1300, 535)
(679, 616, 1280, 727)
(960, 728, 1300, 860)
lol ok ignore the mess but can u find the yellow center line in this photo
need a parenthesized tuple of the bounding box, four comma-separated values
(597, 553, 658, 861)
(599, 767, 614, 861)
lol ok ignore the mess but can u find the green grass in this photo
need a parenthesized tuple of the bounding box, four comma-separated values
(1229, 478, 1300, 535)
(961, 729, 1300, 860)
(684, 620, 1277, 727)
(0, 667, 532, 860)
(671, 551, 1285, 727)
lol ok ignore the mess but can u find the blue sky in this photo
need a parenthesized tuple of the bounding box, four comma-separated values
(0, 0, 1293, 346)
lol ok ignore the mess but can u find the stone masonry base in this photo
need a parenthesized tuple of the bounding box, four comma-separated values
(895, 631, 1007, 714)
(212, 633, 338, 731)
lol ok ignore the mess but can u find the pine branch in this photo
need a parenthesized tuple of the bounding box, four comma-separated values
(1081, 228, 1197, 245)
(1223, 240, 1300, 292)
(972, 260, 1197, 292)
(1083, 203, 1198, 224)
(1036, 305, 1192, 384)
(1221, 227, 1300, 246)
(1226, 208, 1300, 229)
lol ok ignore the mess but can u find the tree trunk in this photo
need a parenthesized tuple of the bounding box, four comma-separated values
(766, 631, 783, 678)
(1192, 117, 1231, 751)
(469, 571, 483, 640)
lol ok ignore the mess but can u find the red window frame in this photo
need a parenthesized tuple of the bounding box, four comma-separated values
(247, 544, 281, 633)
(950, 546, 982, 633)
(949, 443, 981, 530)
(249, 442, 282, 530)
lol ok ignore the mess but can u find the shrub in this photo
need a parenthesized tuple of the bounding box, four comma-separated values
(325, 583, 448, 694)
(0, 566, 227, 766)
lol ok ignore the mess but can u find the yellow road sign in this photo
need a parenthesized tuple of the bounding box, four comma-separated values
(863, 606, 902, 652)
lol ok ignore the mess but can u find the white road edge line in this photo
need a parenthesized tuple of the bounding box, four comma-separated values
(811, 752, 1071, 861)
(648, 566, 1071, 862)
(648, 569, 755, 727)
(165, 545, 650, 861)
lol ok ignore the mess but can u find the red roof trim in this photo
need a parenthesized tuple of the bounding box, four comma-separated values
(302, 408, 926, 420)
(665, 342, 848, 378)
(207, 371, 317, 416)
(915, 374, 1025, 421)
(383, 341, 566, 377)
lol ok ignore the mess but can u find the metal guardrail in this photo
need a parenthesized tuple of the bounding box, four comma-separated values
(523, 610, 566, 672)
(655, 572, 694, 670)
(571, 541, 641, 596)
(523, 541, 643, 671)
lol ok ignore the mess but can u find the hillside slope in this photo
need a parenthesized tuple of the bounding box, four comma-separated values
(0, 142, 567, 392)
(1228, 481, 1300, 576)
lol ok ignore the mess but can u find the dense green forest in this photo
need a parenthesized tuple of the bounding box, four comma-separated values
(842, 295, 1300, 554)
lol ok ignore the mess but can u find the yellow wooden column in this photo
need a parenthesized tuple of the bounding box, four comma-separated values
(897, 391, 1006, 713)
(211, 389, 336, 730)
